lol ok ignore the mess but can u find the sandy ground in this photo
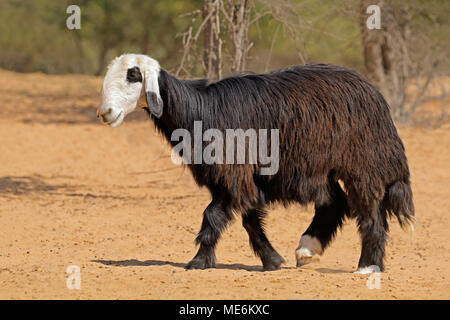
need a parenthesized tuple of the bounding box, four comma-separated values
(0, 69, 449, 300)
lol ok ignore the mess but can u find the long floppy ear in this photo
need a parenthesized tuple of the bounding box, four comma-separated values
(144, 70, 163, 118)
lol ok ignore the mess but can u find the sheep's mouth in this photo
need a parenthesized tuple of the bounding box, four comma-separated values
(107, 111, 124, 127)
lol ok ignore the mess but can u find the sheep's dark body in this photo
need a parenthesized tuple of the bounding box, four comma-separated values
(146, 64, 414, 271)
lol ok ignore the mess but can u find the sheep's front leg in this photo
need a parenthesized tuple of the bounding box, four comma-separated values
(185, 195, 233, 270)
(242, 208, 284, 271)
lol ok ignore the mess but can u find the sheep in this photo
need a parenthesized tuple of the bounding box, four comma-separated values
(97, 53, 415, 272)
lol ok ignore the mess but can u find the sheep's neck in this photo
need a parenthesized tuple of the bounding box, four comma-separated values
(157, 69, 206, 132)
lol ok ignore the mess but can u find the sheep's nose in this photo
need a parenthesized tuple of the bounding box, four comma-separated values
(98, 108, 112, 122)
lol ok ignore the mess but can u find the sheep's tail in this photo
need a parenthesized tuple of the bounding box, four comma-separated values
(384, 180, 415, 233)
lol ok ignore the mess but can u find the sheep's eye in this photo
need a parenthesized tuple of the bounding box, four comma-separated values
(126, 66, 142, 83)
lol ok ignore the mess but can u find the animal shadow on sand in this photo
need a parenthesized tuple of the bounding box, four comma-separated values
(314, 267, 349, 274)
(92, 259, 271, 272)
(92, 259, 350, 273)
(0, 175, 141, 201)
(0, 175, 63, 195)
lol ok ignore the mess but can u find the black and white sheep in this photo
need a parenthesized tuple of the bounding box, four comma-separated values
(97, 53, 415, 273)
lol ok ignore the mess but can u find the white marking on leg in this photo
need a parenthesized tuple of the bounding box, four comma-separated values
(354, 265, 381, 274)
(295, 235, 322, 267)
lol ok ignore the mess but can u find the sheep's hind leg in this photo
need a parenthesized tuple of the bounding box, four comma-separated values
(296, 181, 348, 267)
(354, 200, 388, 274)
(243, 208, 285, 271)
(185, 194, 233, 270)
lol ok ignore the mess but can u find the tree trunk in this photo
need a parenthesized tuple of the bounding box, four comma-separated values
(360, 0, 410, 120)
(227, 0, 251, 73)
(72, 31, 85, 74)
(203, 0, 222, 80)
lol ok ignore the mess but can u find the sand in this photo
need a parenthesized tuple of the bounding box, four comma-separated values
(0, 69, 449, 299)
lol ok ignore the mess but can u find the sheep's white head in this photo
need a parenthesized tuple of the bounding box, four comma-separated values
(97, 53, 163, 127)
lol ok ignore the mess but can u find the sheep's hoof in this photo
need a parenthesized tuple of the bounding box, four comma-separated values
(295, 235, 322, 267)
(295, 252, 320, 267)
(185, 257, 215, 270)
(295, 247, 321, 267)
(262, 253, 285, 271)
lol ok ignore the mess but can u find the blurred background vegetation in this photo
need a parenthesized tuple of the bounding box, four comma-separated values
(0, 0, 448, 123)
(0, 0, 447, 75)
